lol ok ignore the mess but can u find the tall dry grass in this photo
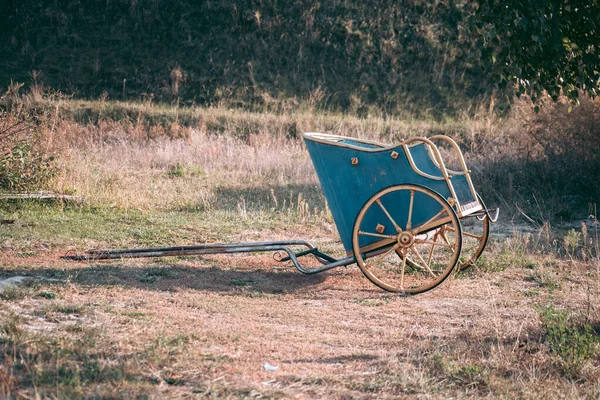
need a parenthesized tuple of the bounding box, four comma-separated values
(54, 129, 316, 210)
(465, 95, 600, 220)
(2, 87, 599, 222)
(11, 96, 463, 211)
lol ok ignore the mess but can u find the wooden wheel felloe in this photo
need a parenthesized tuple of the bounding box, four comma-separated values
(352, 184, 463, 294)
(456, 214, 490, 271)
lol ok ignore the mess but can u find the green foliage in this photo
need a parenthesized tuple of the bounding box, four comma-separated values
(528, 97, 600, 202)
(452, 364, 487, 387)
(472, 247, 537, 273)
(167, 164, 185, 178)
(0, 0, 494, 117)
(0, 142, 55, 191)
(3, 0, 599, 113)
(428, 354, 488, 389)
(474, 0, 600, 104)
(35, 291, 57, 300)
(538, 305, 599, 379)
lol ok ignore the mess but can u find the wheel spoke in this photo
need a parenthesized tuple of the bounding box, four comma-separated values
(412, 208, 448, 235)
(376, 199, 402, 233)
(458, 210, 490, 271)
(406, 190, 415, 230)
(395, 248, 404, 259)
(427, 240, 435, 265)
(410, 246, 437, 278)
(358, 231, 397, 240)
(399, 249, 407, 290)
(440, 231, 450, 244)
(463, 231, 483, 239)
(414, 239, 454, 248)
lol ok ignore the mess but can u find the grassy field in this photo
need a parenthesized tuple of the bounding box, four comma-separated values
(1, 96, 599, 398)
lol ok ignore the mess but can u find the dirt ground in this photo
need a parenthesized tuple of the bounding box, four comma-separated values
(1, 244, 598, 399)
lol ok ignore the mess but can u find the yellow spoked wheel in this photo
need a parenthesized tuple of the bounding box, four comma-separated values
(352, 184, 462, 294)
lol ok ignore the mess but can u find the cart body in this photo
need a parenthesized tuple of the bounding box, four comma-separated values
(303, 133, 482, 253)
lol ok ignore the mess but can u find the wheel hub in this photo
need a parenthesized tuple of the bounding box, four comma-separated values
(397, 232, 414, 248)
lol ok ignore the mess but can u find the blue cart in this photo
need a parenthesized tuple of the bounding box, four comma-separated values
(303, 132, 498, 293)
(64, 133, 498, 295)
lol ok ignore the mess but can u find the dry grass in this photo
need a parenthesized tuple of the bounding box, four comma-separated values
(0, 240, 598, 398)
(467, 95, 600, 218)
(1, 93, 599, 398)
(54, 129, 317, 211)
(16, 96, 481, 215)
(5, 92, 595, 218)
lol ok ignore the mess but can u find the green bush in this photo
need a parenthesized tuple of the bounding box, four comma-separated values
(538, 305, 599, 379)
(0, 142, 55, 191)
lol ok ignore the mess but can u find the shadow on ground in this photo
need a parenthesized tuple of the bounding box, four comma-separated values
(290, 354, 379, 364)
(0, 261, 327, 295)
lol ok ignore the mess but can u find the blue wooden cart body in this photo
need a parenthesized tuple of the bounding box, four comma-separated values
(303, 133, 481, 252)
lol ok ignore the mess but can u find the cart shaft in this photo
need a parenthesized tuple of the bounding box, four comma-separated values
(61, 240, 356, 275)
